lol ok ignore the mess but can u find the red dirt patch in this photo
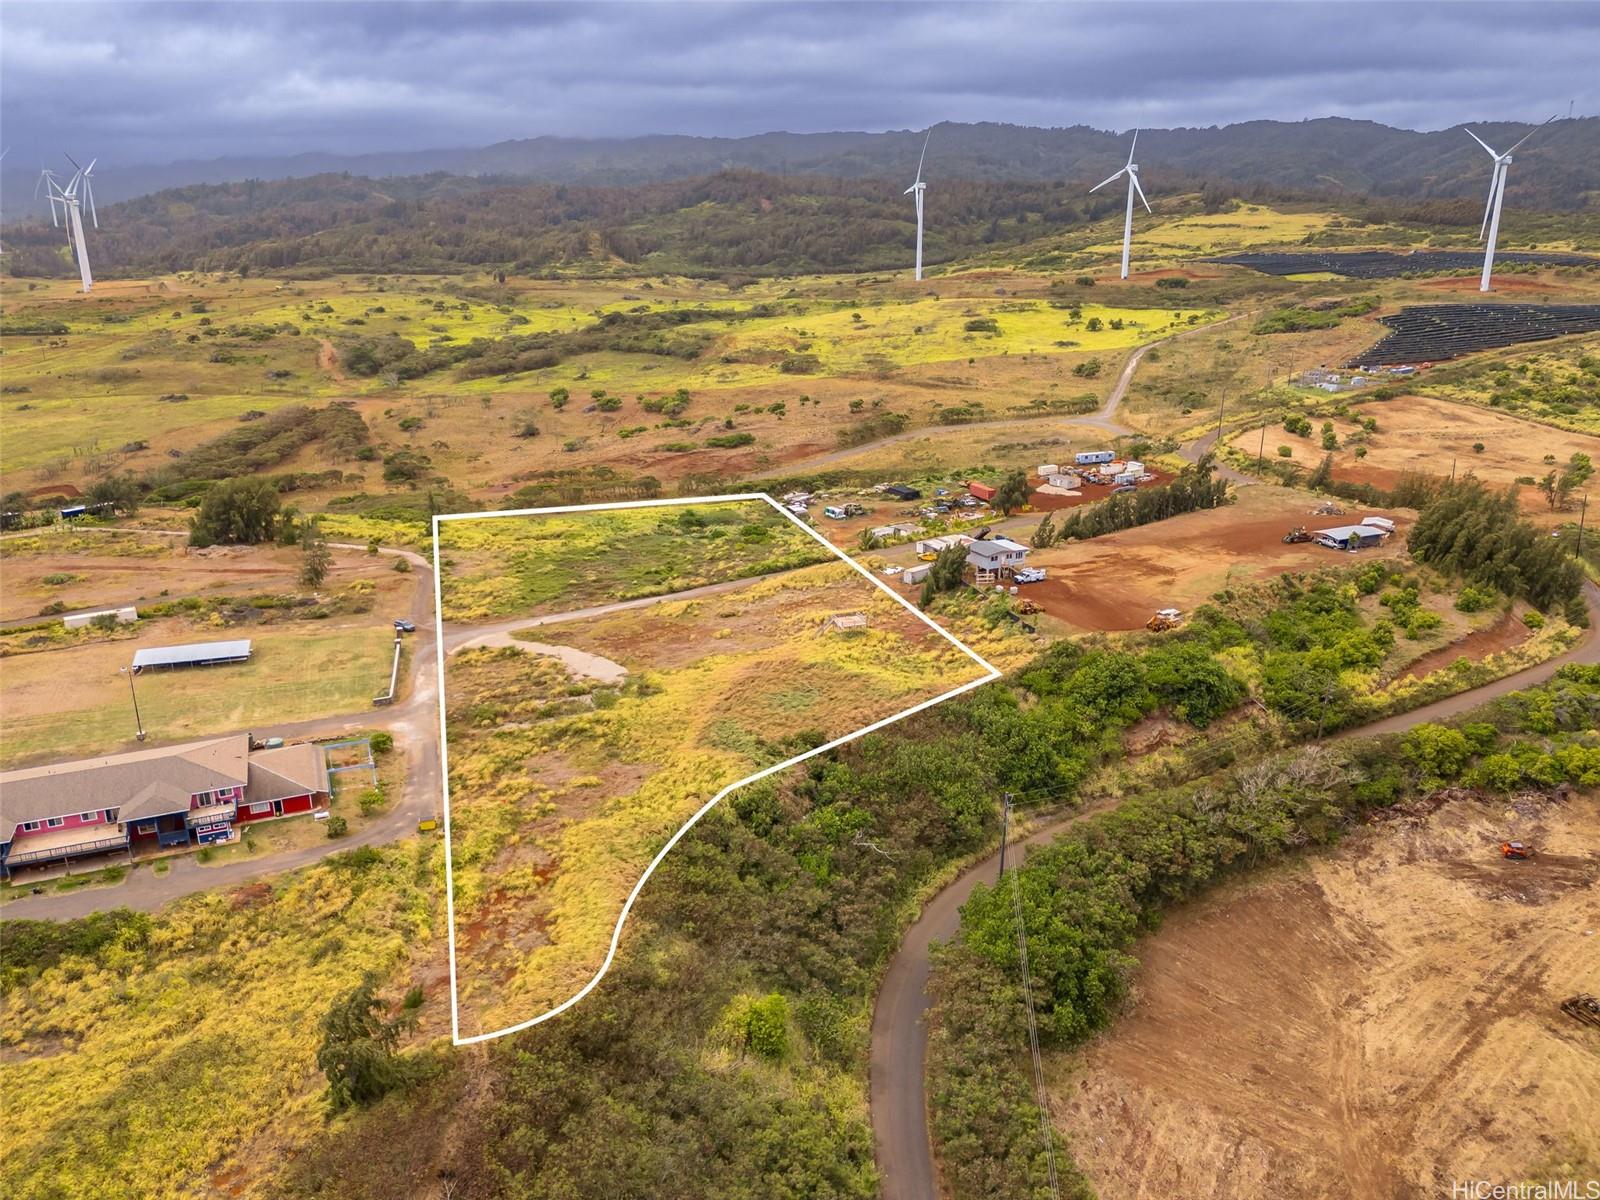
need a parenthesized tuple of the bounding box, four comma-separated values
(1399, 610, 1531, 682)
(1418, 275, 1558, 293)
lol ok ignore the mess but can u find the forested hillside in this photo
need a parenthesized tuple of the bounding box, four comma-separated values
(7, 116, 1599, 212)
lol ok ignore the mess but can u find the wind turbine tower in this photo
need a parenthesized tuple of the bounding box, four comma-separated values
(1464, 117, 1553, 293)
(38, 155, 98, 293)
(1089, 130, 1151, 280)
(905, 129, 931, 281)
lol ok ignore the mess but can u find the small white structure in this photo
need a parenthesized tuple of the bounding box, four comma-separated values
(63, 606, 137, 630)
(901, 563, 933, 585)
(870, 523, 916, 541)
(1362, 515, 1396, 533)
(1045, 472, 1081, 490)
(1037, 463, 1060, 477)
(915, 534, 973, 555)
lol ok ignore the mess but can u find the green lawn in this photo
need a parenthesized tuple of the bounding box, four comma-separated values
(0, 624, 395, 766)
(436, 498, 835, 621)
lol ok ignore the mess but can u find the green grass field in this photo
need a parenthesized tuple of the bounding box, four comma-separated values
(0, 624, 395, 766)
(436, 498, 835, 621)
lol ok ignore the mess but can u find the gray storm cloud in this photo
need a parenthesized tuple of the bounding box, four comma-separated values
(1, 1, 1595, 166)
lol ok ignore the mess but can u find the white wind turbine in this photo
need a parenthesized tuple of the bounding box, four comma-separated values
(1089, 129, 1152, 280)
(905, 129, 931, 281)
(38, 156, 98, 292)
(1464, 116, 1554, 293)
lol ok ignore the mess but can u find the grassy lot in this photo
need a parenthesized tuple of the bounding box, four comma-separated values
(0, 842, 443, 1200)
(435, 497, 836, 621)
(443, 560, 995, 1036)
(0, 623, 395, 766)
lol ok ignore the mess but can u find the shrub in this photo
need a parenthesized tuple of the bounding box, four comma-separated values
(369, 731, 394, 754)
(325, 815, 349, 838)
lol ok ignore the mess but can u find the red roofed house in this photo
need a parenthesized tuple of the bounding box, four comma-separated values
(1, 733, 330, 878)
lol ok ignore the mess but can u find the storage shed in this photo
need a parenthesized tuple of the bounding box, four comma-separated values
(132, 639, 253, 672)
(966, 480, 997, 502)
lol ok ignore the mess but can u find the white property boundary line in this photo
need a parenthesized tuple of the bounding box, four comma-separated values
(433, 492, 1001, 1045)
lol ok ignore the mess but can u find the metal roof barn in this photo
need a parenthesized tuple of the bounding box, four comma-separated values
(132, 639, 253, 671)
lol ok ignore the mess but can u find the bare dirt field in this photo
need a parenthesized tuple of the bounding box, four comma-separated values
(1231, 393, 1600, 521)
(1020, 486, 1411, 632)
(1056, 791, 1600, 1199)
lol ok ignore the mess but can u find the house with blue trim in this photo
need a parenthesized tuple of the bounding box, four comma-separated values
(1, 734, 330, 878)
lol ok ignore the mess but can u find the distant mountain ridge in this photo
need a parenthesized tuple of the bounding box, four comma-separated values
(5, 117, 1598, 215)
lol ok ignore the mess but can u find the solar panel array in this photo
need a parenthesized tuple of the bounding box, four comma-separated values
(1205, 250, 1599, 280)
(1345, 304, 1600, 366)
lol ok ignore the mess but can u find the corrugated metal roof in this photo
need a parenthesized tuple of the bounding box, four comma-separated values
(1314, 524, 1389, 541)
(131, 639, 252, 669)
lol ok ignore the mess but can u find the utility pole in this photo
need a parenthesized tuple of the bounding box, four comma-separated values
(1449, 456, 1457, 483)
(1577, 492, 1589, 557)
(119, 666, 147, 742)
(1215, 393, 1227, 447)
(1257, 423, 1267, 470)
(997, 792, 1013, 881)
(1315, 681, 1337, 741)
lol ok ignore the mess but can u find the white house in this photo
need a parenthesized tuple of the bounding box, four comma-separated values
(967, 537, 1029, 580)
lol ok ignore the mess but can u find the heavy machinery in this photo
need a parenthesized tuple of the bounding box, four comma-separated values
(1146, 608, 1183, 632)
(1501, 840, 1532, 860)
(1560, 994, 1600, 1029)
(918, 552, 938, 562)
(1282, 526, 1312, 544)
(1015, 598, 1043, 615)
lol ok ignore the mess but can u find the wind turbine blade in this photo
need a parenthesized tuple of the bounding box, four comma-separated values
(1479, 166, 1500, 239)
(64, 152, 82, 172)
(915, 129, 931, 184)
(1127, 128, 1139, 166)
(1089, 168, 1127, 193)
(87, 178, 98, 227)
(85, 157, 97, 174)
(1462, 127, 1499, 157)
(1131, 171, 1152, 214)
(904, 183, 917, 195)
(1505, 114, 1557, 155)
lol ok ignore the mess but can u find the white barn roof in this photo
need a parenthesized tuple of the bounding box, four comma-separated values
(132, 639, 253, 670)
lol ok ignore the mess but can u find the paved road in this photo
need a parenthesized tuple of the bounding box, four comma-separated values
(869, 579, 1600, 1200)
(1, 542, 443, 921)
(1, 567, 779, 920)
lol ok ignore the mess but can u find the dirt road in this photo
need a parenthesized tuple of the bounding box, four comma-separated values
(869, 581, 1600, 1200)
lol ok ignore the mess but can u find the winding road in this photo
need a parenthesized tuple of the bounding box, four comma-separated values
(868, 580, 1600, 1200)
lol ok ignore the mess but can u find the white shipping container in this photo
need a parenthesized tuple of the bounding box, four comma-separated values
(1037, 463, 1059, 477)
(901, 563, 932, 584)
(63, 606, 137, 630)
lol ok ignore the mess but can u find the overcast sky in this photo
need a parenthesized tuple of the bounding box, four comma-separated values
(2, 1, 1595, 166)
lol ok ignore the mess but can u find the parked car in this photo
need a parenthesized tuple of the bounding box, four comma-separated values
(843, 503, 868, 517)
(394, 618, 416, 633)
(1110, 483, 1137, 494)
(1014, 567, 1047, 584)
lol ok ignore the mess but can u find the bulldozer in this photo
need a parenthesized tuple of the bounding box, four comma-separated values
(1500, 840, 1533, 860)
(1282, 526, 1312, 544)
(1146, 608, 1183, 632)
